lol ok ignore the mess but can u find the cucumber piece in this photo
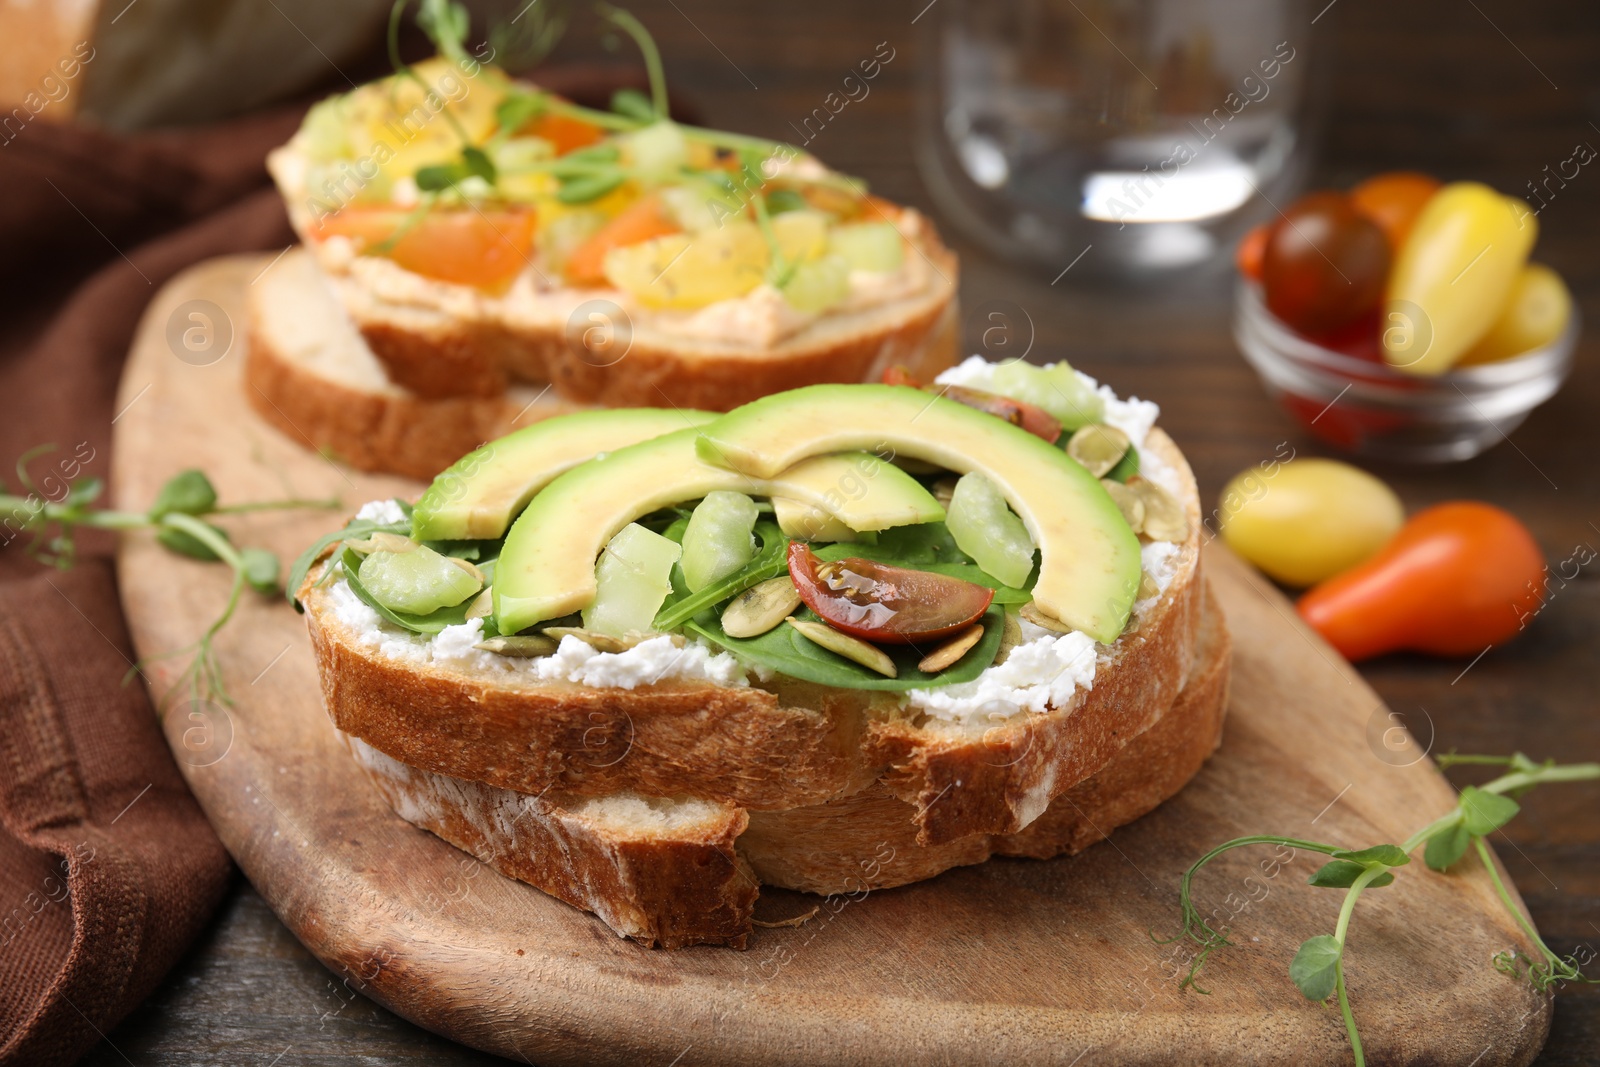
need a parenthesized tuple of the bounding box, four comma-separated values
(680, 491, 760, 592)
(624, 120, 688, 184)
(357, 545, 481, 615)
(945, 472, 1035, 588)
(780, 254, 850, 312)
(772, 210, 831, 263)
(827, 222, 903, 273)
(987, 361, 1105, 431)
(582, 523, 682, 637)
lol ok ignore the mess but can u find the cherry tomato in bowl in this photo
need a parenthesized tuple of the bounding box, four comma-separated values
(786, 543, 994, 644)
(1261, 191, 1390, 337)
(1350, 171, 1441, 251)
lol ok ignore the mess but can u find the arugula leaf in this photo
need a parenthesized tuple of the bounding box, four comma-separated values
(1309, 860, 1394, 889)
(1290, 935, 1343, 1001)
(339, 547, 477, 635)
(688, 605, 1004, 692)
(1459, 786, 1520, 836)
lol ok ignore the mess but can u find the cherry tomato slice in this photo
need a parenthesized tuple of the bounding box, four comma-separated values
(1350, 171, 1441, 252)
(1261, 191, 1390, 337)
(786, 543, 994, 644)
(564, 192, 681, 287)
(881, 365, 920, 387)
(313, 206, 536, 291)
(524, 111, 605, 156)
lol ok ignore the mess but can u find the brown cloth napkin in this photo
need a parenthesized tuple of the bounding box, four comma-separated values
(0, 111, 300, 1066)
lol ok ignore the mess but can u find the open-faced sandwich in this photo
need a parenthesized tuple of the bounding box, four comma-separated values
(291, 358, 1228, 948)
(251, 6, 957, 480)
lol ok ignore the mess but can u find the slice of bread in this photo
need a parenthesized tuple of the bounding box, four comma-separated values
(304, 428, 1204, 845)
(245, 248, 592, 481)
(340, 592, 1228, 947)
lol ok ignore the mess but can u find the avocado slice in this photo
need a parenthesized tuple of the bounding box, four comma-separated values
(411, 409, 713, 541)
(695, 384, 1143, 643)
(494, 428, 945, 634)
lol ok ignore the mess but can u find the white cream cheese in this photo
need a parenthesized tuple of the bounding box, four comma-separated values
(354, 498, 407, 525)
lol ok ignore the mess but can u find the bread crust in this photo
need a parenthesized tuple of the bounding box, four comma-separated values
(343, 736, 760, 949)
(339, 592, 1228, 946)
(741, 587, 1230, 894)
(306, 430, 1203, 843)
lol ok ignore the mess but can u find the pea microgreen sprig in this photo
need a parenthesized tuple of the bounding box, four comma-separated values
(1, 453, 336, 710)
(1159, 752, 1600, 1066)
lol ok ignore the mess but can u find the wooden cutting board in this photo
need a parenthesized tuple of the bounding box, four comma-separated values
(111, 255, 1550, 1066)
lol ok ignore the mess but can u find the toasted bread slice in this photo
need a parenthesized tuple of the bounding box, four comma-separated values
(304, 428, 1203, 845)
(341, 592, 1228, 947)
(277, 193, 961, 408)
(245, 248, 593, 480)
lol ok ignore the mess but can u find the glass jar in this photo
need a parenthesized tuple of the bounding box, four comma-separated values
(915, 0, 1321, 273)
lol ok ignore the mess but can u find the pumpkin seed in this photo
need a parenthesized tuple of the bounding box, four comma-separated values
(1018, 602, 1075, 634)
(474, 635, 557, 657)
(916, 624, 985, 673)
(345, 531, 417, 555)
(1138, 569, 1161, 601)
(720, 576, 801, 638)
(786, 617, 897, 678)
(1100, 479, 1146, 534)
(993, 609, 1024, 665)
(1067, 424, 1132, 478)
(931, 477, 959, 509)
(1128, 476, 1189, 542)
(465, 587, 494, 620)
(542, 626, 683, 652)
(445, 556, 486, 584)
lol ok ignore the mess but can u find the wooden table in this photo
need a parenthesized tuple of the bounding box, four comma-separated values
(83, 0, 1599, 1062)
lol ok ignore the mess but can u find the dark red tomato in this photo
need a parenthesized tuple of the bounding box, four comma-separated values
(786, 543, 994, 644)
(1261, 192, 1390, 337)
(1307, 310, 1383, 363)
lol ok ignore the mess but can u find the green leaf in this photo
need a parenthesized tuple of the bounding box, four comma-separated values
(150, 470, 217, 519)
(340, 547, 474, 634)
(285, 511, 412, 609)
(563, 143, 621, 165)
(611, 87, 656, 122)
(688, 604, 1004, 692)
(1332, 844, 1410, 868)
(654, 522, 786, 632)
(239, 549, 280, 594)
(157, 520, 228, 561)
(1424, 821, 1471, 872)
(1289, 935, 1343, 1002)
(557, 170, 628, 204)
(415, 163, 462, 191)
(461, 146, 497, 184)
(495, 91, 545, 133)
(66, 477, 104, 507)
(1309, 860, 1394, 889)
(765, 189, 808, 215)
(1460, 786, 1520, 836)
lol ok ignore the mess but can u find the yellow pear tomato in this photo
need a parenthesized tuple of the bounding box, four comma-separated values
(1456, 262, 1572, 365)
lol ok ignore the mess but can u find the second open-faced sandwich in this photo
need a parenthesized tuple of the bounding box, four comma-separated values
(291, 357, 1228, 948)
(253, 5, 957, 479)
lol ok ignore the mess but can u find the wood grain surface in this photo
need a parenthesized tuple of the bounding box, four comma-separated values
(107, 253, 1554, 1066)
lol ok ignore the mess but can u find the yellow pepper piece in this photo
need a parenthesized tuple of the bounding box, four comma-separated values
(1382, 183, 1537, 376)
(1456, 262, 1572, 365)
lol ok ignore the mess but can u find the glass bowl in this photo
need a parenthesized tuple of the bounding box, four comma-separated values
(1233, 282, 1577, 462)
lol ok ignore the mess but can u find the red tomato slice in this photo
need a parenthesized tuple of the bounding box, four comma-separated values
(525, 112, 605, 156)
(936, 384, 1062, 444)
(786, 543, 994, 645)
(313, 206, 536, 291)
(563, 192, 681, 288)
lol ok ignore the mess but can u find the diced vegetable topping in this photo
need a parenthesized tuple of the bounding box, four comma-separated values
(582, 522, 681, 637)
(827, 222, 903, 273)
(357, 544, 481, 615)
(944, 472, 1036, 589)
(680, 491, 760, 592)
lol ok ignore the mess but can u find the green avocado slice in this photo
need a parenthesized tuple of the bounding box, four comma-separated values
(411, 408, 714, 541)
(695, 384, 1143, 643)
(493, 428, 945, 635)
